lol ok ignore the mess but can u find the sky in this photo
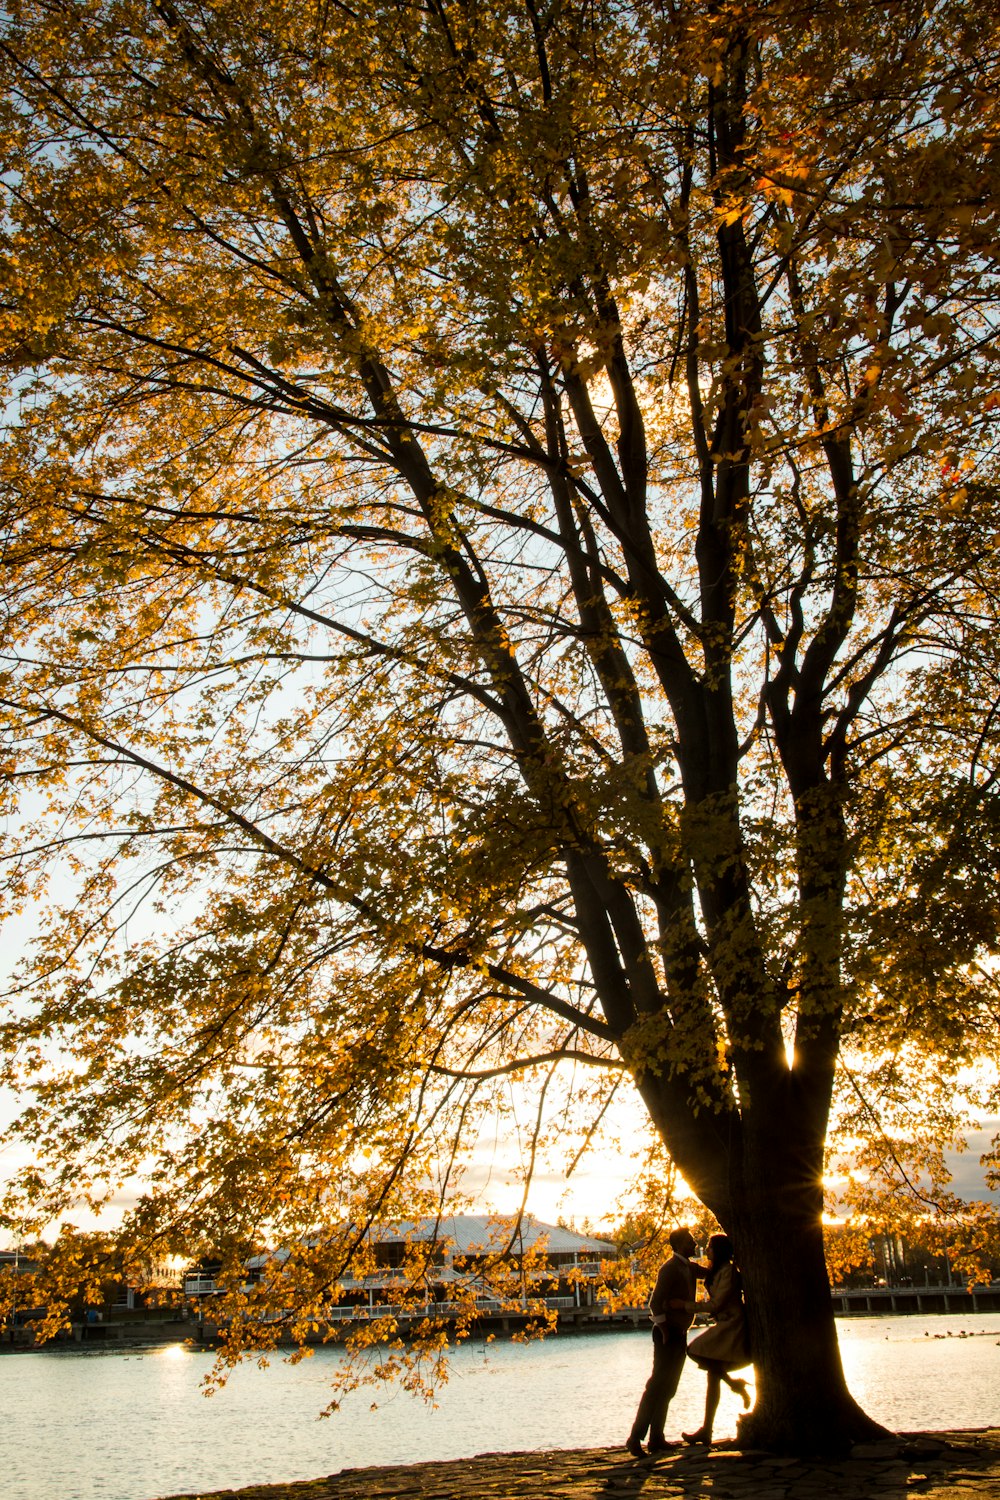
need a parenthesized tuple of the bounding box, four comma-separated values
(5, 1072, 998, 1249)
(0, 1071, 653, 1242)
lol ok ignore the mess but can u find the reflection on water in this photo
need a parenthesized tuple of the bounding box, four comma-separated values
(1, 1314, 998, 1500)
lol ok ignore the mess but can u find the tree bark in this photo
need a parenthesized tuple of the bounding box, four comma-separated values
(724, 1116, 887, 1453)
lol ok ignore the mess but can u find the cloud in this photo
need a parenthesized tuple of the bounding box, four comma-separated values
(944, 1122, 1000, 1204)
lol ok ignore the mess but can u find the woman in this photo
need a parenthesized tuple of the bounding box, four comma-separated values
(678, 1233, 751, 1445)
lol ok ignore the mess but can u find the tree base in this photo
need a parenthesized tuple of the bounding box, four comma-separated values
(736, 1395, 890, 1457)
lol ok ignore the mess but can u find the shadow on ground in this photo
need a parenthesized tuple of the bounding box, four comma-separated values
(162, 1428, 1000, 1500)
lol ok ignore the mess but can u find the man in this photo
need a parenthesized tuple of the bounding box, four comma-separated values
(626, 1225, 703, 1457)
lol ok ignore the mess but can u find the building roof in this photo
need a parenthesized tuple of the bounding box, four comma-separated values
(245, 1214, 616, 1270)
(374, 1214, 616, 1256)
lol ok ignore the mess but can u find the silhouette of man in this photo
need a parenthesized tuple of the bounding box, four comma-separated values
(626, 1225, 702, 1456)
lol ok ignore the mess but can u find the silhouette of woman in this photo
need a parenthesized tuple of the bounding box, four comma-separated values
(680, 1233, 751, 1445)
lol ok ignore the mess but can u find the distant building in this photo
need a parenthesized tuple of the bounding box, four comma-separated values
(185, 1215, 619, 1321)
(108, 1255, 187, 1312)
(0, 1249, 36, 1272)
(1, 1248, 44, 1338)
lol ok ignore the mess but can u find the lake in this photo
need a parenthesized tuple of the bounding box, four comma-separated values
(2, 1314, 999, 1500)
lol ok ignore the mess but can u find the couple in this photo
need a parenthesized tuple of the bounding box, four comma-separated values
(626, 1226, 751, 1458)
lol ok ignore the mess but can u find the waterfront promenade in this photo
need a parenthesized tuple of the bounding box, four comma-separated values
(162, 1429, 1000, 1500)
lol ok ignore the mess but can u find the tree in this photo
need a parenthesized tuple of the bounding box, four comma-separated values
(1, 0, 999, 1453)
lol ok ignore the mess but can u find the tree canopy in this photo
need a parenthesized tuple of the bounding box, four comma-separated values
(1, 0, 999, 1451)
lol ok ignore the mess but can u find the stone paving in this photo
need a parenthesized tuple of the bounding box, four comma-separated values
(161, 1429, 1000, 1500)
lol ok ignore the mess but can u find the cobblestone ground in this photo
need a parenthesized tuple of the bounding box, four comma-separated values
(161, 1429, 1000, 1500)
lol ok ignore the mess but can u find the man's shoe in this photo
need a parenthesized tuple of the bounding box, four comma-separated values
(647, 1439, 677, 1453)
(625, 1437, 646, 1459)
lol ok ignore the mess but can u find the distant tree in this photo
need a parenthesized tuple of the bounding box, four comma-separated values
(1, 0, 999, 1452)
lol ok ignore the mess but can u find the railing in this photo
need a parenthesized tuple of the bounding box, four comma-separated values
(334, 1265, 610, 1291)
(183, 1275, 219, 1296)
(186, 1259, 615, 1300)
(307, 1296, 578, 1323)
(831, 1284, 1000, 1314)
(324, 1301, 466, 1321)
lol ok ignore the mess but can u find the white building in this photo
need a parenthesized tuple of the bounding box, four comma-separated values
(185, 1214, 618, 1320)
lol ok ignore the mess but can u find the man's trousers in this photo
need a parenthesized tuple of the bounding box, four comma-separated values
(630, 1324, 687, 1444)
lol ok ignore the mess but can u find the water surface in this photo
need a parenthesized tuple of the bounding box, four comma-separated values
(1, 1314, 998, 1500)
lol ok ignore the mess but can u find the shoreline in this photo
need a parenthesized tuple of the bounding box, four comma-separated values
(157, 1430, 1000, 1500)
(7, 1303, 1000, 1356)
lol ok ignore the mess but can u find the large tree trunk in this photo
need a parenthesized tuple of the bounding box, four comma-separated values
(724, 1128, 887, 1454)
